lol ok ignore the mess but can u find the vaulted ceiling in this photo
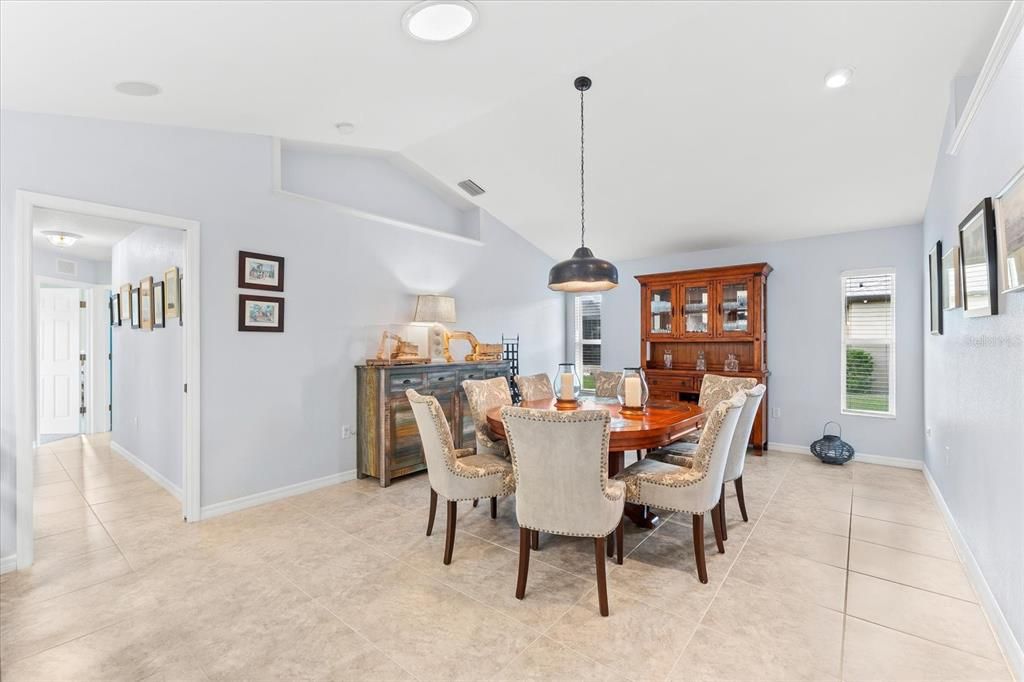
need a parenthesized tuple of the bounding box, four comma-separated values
(1, 1, 1009, 260)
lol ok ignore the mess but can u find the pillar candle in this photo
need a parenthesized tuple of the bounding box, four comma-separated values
(624, 375, 642, 407)
(560, 373, 574, 400)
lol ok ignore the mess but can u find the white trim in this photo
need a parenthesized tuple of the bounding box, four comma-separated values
(270, 138, 484, 247)
(840, 268, 897, 418)
(946, 1, 1024, 156)
(923, 467, 1023, 680)
(15, 191, 202, 573)
(200, 470, 357, 520)
(767, 442, 923, 470)
(0, 555, 17, 575)
(111, 441, 182, 501)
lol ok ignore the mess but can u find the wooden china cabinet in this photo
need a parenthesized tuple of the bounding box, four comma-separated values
(637, 262, 771, 450)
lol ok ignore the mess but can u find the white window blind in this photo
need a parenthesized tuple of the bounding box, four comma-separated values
(841, 271, 895, 417)
(574, 295, 602, 391)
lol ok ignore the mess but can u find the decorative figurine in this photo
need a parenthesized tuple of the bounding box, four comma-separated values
(663, 349, 673, 369)
(724, 353, 740, 372)
(696, 350, 706, 371)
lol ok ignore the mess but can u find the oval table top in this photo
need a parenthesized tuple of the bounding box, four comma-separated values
(486, 398, 704, 453)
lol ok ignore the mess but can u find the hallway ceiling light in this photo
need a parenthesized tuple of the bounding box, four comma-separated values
(824, 67, 854, 89)
(402, 1, 478, 42)
(114, 81, 161, 97)
(42, 230, 83, 247)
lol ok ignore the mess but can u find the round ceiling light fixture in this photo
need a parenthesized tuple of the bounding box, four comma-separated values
(114, 81, 162, 97)
(402, 1, 478, 42)
(41, 231, 83, 248)
(824, 67, 854, 89)
(334, 122, 356, 135)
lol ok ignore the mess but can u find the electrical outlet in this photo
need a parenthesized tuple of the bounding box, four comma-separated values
(770, 407, 781, 419)
(341, 425, 355, 439)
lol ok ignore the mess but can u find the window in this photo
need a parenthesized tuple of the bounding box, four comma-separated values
(841, 270, 895, 417)
(574, 294, 602, 391)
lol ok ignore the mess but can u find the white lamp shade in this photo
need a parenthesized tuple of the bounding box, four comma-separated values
(414, 295, 456, 324)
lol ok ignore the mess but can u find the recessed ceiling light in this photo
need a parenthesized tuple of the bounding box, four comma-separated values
(41, 231, 83, 248)
(824, 67, 854, 89)
(114, 81, 161, 97)
(335, 122, 356, 135)
(402, 1, 478, 42)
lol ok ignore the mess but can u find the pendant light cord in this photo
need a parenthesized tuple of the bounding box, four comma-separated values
(579, 88, 585, 249)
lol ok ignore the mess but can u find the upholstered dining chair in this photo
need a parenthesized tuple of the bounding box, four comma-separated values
(500, 407, 625, 617)
(406, 389, 515, 565)
(593, 370, 621, 399)
(648, 385, 766, 540)
(669, 374, 756, 446)
(614, 392, 745, 584)
(515, 373, 555, 402)
(462, 377, 512, 459)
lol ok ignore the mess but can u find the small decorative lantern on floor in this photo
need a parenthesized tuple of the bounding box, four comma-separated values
(553, 362, 581, 408)
(811, 421, 855, 465)
(617, 367, 649, 416)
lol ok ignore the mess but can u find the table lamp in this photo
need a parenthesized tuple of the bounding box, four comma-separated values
(413, 295, 456, 362)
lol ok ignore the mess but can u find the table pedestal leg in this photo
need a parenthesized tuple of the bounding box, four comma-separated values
(609, 451, 660, 529)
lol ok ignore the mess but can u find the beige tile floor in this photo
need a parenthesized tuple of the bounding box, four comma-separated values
(0, 434, 1014, 681)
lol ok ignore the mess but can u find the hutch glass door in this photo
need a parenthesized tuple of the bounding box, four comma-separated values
(647, 286, 675, 336)
(717, 278, 753, 337)
(681, 284, 711, 337)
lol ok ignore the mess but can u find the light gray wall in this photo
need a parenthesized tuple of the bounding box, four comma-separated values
(110, 226, 185, 489)
(922, 31, 1024, 652)
(0, 110, 564, 558)
(582, 223, 924, 459)
(33, 249, 111, 284)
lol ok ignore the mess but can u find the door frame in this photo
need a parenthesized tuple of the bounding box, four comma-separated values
(15, 191, 202, 570)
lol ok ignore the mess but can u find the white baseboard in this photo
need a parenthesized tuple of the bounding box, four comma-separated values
(767, 442, 923, 470)
(924, 466, 1023, 680)
(0, 554, 17, 575)
(110, 441, 183, 500)
(199, 469, 357, 521)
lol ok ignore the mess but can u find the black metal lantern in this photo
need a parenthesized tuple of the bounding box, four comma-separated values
(548, 76, 618, 293)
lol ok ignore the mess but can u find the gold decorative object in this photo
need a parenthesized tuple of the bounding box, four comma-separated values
(366, 331, 430, 366)
(442, 330, 503, 363)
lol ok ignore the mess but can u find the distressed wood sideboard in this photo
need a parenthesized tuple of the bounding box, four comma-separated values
(356, 361, 510, 487)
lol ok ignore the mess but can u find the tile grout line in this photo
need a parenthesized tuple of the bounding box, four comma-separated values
(840, 481, 854, 682)
(844, 614, 1014, 669)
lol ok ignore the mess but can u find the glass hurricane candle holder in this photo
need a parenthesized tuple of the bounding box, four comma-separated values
(617, 367, 649, 416)
(553, 362, 581, 406)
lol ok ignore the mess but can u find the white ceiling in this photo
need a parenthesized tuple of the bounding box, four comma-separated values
(1, 1, 1010, 260)
(33, 208, 143, 261)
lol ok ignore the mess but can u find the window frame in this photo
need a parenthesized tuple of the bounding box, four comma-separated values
(573, 294, 602, 394)
(839, 268, 897, 419)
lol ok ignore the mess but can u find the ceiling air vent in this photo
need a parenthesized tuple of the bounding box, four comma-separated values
(457, 179, 485, 197)
(56, 258, 78, 277)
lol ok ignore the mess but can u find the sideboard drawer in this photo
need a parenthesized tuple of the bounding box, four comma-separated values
(458, 368, 488, 383)
(389, 373, 425, 394)
(426, 371, 457, 389)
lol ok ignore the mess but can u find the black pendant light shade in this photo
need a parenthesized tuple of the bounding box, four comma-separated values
(548, 76, 618, 292)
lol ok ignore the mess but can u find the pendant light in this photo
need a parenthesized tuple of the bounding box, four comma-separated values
(548, 76, 618, 292)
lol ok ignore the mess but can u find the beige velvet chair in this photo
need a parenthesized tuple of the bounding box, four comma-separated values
(614, 392, 745, 584)
(593, 370, 621, 398)
(500, 407, 625, 616)
(515, 373, 555, 402)
(461, 377, 511, 459)
(670, 374, 756, 446)
(406, 389, 515, 565)
(649, 385, 766, 538)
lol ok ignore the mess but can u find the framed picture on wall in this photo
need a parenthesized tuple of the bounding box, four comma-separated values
(942, 246, 962, 310)
(238, 251, 285, 292)
(119, 283, 132, 321)
(928, 241, 942, 335)
(238, 294, 285, 332)
(164, 266, 180, 319)
(130, 287, 141, 329)
(995, 165, 1024, 293)
(110, 293, 120, 326)
(140, 276, 154, 331)
(153, 281, 166, 328)
(959, 198, 998, 318)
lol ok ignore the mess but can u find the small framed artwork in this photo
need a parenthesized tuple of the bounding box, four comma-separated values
(140, 276, 154, 331)
(130, 287, 141, 329)
(928, 241, 942, 335)
(238, 294, 285, 332)
(153, 282, 166, 328)
(119, 283, 132, 321)
(164, 266, 180, 319)
(959, 198, 999, 318)
(995, 165, 1024, 293)
(109, 293, 120, 326)
(942, 246, 962, 310)
(238, 251, 285, 292)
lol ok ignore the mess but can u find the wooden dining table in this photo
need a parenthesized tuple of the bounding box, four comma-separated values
(486, 398, 704, 528)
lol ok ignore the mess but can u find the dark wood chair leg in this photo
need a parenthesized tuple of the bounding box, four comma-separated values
(615, 517, 624, 565)
(720, 483, 728, 541)
(594, 537, 609, 617)
(711, 501, 725, 554)
(530, 529, 539, 550)
(516, 527, 531, 600)
(606, 532, 614, 557)
(692, 513, 708, 584)
(473, 499, 479, 508)
(735, 476, 749, 522)
(426, 488, 437, 536)
(490, 496, 497, 519)
(443, 500, 457, 565)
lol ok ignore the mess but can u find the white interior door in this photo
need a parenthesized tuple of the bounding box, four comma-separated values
(39, 287, 82, 434)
